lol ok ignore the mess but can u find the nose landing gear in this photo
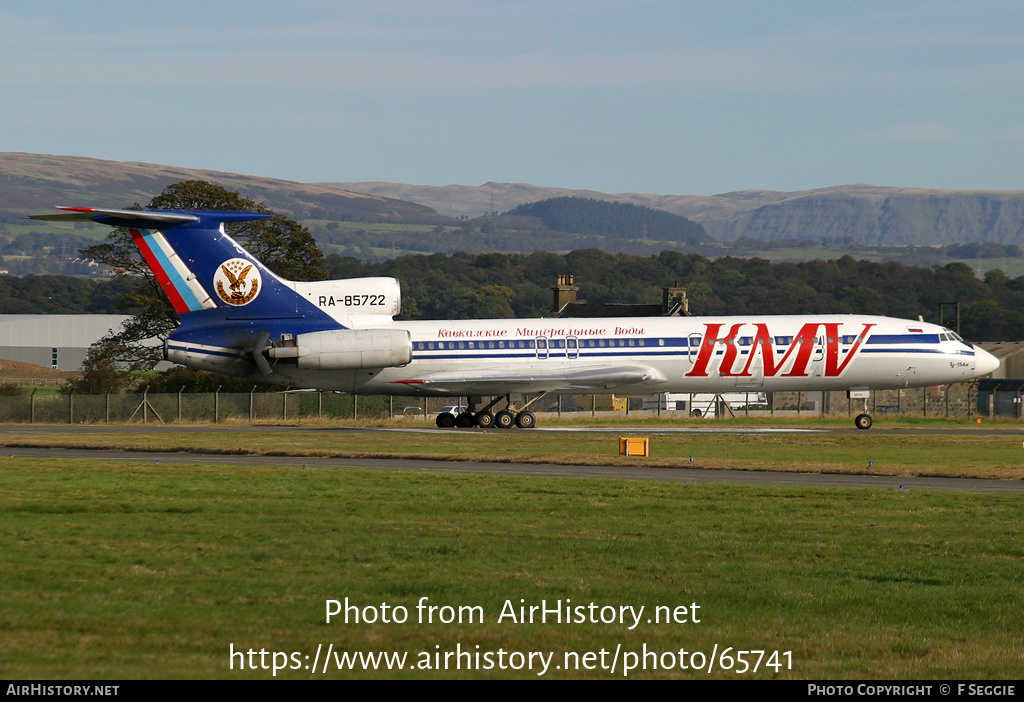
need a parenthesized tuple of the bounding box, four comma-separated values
(854, 413, 873, 430)
(848, 391, 874, 430)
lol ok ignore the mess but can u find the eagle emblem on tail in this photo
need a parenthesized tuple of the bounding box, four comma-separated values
(214, 258, 261, 306)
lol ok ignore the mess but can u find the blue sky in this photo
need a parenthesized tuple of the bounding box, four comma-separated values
(3, 1, 1023, 195)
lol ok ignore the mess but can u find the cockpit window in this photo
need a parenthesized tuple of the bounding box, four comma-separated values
(939, 328, 967, 343)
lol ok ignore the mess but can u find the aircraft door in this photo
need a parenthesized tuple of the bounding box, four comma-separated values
(735, 326, 764, 388)
(567, 336, 579, 359)
(535, 336, 549, 360)
(811, 334, 825, 377)
(687, 333, 702, 364)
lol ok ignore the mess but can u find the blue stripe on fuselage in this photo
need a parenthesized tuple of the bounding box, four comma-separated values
(866, 334, 940, 345)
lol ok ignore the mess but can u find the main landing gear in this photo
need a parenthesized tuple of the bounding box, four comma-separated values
(434, 394, 544, 429)
(854, 413, 873, 430)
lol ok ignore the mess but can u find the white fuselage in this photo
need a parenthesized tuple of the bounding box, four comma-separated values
(35, 209, 997, 405)
(263, 314, 993, 396)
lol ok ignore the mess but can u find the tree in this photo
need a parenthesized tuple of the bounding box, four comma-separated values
(81, 180, 327, 371)
(63, 342, 132, 394)
(146, 181, 326, 281)
(449, 285, 516, 318)
(143, 366, 284, 393)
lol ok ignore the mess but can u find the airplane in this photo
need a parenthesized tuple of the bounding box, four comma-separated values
(31, 207, 1000, 430)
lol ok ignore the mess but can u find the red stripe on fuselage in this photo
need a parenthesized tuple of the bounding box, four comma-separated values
(129, 228, 190, 314)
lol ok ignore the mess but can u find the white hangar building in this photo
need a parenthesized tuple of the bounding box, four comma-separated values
(0, 314, 134, 370)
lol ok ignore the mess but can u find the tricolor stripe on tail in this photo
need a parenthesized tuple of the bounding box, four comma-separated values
(129, 226, 215, 314)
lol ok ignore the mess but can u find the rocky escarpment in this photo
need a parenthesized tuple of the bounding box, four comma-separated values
(329, 181, 1024, 246)
(697, 186, 1024, 245)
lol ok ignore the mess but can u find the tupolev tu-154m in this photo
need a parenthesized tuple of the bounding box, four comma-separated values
(32, 207, 1000, 430)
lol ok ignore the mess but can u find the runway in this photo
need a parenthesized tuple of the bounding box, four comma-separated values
(2, 422, 1021, 436)
(3, 423, 1023, 493)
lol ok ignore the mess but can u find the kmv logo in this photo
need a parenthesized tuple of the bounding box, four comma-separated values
(214, 258, 261, 306)
(684, 321, 876, 378)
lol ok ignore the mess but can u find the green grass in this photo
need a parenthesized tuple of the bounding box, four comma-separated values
(320, 243, 423, 258)
(741, 247, 854, 262)
(0, 386, 65, 395)
(734, 246, 1024, 276)
(1, 221, 110, 240)
(304, 220, 440, 234)
(947, 257, 1024, 277)
(3, 422, 1024, 479)
(2, 458, 1023, 679)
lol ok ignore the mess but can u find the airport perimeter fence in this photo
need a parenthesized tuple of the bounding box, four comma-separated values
(0, 390, 389, 425)
(0, 381, 1001, 424)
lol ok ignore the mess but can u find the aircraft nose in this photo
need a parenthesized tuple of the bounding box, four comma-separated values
(973, 345, 1000, 377)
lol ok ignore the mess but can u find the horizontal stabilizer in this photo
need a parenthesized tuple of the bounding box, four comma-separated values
(30, 207, 200, 228)
(30, 207, 272, 230)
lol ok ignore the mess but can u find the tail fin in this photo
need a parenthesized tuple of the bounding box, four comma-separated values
(32, 207, 405, 382)
(32, 207, 284, 315)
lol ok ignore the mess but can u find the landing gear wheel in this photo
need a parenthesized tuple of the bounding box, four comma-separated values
(494, 410, 515, 429)
(475, 411, 495, 428)
(515, 411, 536, 429)
(455, 411, 475, 428)
(436, 412, 456, 428)
(854, 413, 873, 430)
(690, 409, 703, 418)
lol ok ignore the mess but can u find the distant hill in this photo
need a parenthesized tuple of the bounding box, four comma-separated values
(0, 153, 714, 266)
(327, 181, 1024, 246)
(0, 152, 449, 224)
(505, 197, 709, 244)
(8, 152, 1024, 258)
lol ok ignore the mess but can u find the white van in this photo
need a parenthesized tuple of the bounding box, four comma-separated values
(643, 392, 767, 417)
(432, 405, 469, 416)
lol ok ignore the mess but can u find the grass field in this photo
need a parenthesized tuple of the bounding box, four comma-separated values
(2, 419, 1023, 479)
(2, 423, 1023, 679)
(949, 257, 1024, 278)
